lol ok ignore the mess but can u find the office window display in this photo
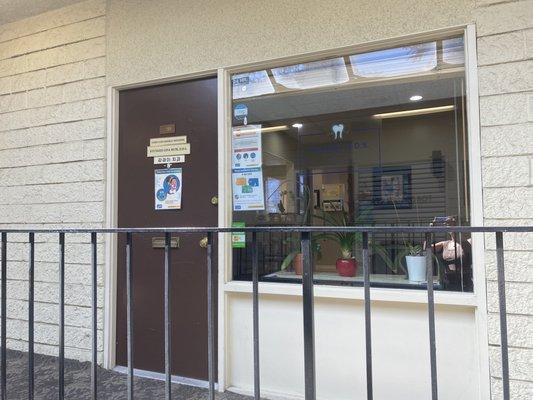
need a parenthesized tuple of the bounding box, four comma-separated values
(230, 36, 472, 292)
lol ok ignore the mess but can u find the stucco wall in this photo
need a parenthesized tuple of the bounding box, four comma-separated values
(106, 0, 476, 87)
(0, 0, 106, 362)
(475, 1, 533, 398)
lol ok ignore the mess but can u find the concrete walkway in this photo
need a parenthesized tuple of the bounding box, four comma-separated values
(2, 349, 252, 399)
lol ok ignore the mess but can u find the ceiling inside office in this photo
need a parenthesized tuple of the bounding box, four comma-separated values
(0, 0, 83, 25)
(242, 76, 462, 123)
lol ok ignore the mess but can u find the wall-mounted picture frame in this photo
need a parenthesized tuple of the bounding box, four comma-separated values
(372, 166, 412, 209)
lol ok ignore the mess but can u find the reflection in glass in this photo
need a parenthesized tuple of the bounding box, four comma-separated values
(443, 37, 466, 65)
(271, 58, 349, 90)
(349, 42, 437, 78)
(230, 36, 472, 292)
(232, 70, 275, 100)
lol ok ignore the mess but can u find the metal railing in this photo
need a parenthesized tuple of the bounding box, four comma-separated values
(0, 225, 531, 400)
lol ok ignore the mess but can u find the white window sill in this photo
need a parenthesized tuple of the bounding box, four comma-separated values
(224, 280, 477, 307)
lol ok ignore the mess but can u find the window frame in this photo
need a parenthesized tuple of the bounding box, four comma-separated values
(219, 26, 485, 304)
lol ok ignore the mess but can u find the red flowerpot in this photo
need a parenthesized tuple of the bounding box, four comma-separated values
(336, 258, 357, 277)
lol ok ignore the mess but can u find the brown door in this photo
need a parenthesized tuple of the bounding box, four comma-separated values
(116, 77, 218, 381)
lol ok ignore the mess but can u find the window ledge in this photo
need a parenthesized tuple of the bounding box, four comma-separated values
(224, 280, 477, 307)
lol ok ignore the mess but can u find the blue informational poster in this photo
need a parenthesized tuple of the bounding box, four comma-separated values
(232, 167, 265, 211)
(232, 125, 265, 211)
(154, 168, 182, 210)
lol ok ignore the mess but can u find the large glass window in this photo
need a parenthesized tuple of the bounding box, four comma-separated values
(230, 36, 472, 292)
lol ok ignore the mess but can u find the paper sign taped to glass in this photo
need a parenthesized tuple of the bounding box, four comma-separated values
(232, 167, 265, 211)
(232, 222, 246, 248)
(232, 125, 262, 169)
(231, 124, 265, 211)
(155, 168, 182, 210)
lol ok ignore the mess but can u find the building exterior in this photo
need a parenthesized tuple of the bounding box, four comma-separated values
(0, 0, 532, 399)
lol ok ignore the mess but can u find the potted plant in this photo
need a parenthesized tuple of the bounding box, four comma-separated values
(330, 231, 359, 277)
(403, 244, 427, 282)
(279, 182, 321, 275)
(313, 209, 363, 277)
(391, 198, 428, 282)
(281, 237, 322, 275)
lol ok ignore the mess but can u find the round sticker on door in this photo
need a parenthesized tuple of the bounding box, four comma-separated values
(234, 104, 248, 121)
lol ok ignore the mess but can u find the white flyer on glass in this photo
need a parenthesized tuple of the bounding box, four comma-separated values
(232, 125, 262, 169)
(154, 168, 182, 210)
(232, 167, 265, 211)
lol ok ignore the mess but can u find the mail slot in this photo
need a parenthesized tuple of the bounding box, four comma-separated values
(152, 236, 179, 249)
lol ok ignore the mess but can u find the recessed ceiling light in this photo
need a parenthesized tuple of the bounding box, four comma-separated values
(292, 123, 303, 129)
(410, 95, 423, 101)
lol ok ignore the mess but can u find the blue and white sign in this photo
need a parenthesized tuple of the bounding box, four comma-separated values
(154, 168, 182, 210)
(233, 104, 248, 121)
(232, 167, 265, 211)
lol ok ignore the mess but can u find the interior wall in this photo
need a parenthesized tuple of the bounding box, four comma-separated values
(106, 0, 475, 87)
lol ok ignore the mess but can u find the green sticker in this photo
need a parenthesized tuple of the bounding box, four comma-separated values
(232, 222, 245, 248)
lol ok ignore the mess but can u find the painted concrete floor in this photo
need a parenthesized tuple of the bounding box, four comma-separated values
(2, 349, 252, 399)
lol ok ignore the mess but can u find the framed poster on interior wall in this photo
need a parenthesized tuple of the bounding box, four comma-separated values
(372, 166, 412, 209)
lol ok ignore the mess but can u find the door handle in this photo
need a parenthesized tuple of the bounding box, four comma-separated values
(199, 236, 208, 248)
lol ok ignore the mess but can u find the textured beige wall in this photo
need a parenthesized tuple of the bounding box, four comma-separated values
(0, 0, 106, 362)
(106, 0, 475, 86)
(475, 1, 533, 398)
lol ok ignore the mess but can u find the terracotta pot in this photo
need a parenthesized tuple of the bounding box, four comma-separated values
(336, 258, 357, 277)
(293, 253, 303, 275)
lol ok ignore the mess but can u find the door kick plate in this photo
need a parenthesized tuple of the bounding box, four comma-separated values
(152, 236, 179, 249)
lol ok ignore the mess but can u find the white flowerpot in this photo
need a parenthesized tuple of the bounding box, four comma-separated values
(406, 255, 427, 282)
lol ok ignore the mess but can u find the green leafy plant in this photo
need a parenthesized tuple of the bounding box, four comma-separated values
(405, 243, 424, 256)
(280, 236, 322, 270)
(312, 209, 360, 260)
(312, 206, 403, 273)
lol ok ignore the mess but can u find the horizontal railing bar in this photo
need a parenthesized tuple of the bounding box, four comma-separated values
(0, 226, 531, 234)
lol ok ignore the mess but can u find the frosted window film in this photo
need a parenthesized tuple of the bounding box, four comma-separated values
(232, 70, 275, 100)
(271, 58, 349, 90)
(349, 42, 437, 78)
(442, 37, 465, 65)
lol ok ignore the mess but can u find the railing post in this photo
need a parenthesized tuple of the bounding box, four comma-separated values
(1, 232, 6, 400)
(425, 233, 438, 400)
(126, 232, 134, 400)
(91, 232, 97, 400)
(164, 232, 172, 400)
(301, 231, 315, 400)
(496, 232, 510, 400)
(58, 233, 65, 400)
(362, 232, 373, 400)
(206, 231, 216, 400)
(28, 232, 34, 400)
(252, 231, 260, 400)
